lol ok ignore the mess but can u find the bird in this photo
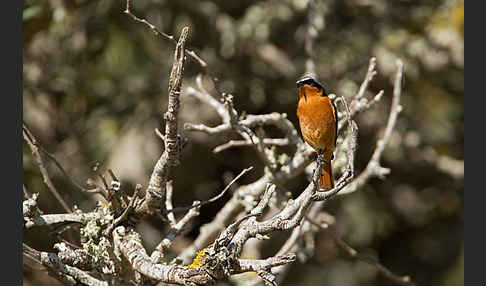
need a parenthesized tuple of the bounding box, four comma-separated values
(296, 76, 338, 190)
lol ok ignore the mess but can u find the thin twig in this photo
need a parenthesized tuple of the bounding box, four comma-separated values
(306, 218, 416, 286)
(155, 128, 165, 142)
(187, 74, 230, 122)
(151, 202, 201, 263)
(340, 59, 403, 195)
(22, 124, 72, 213)
(23, 122, 88, 193)
(166, 167, 254, 213)
(165, 181, 177, 226)
(105, 184, 143, 235)
(124, 0, 207, 68)
(213, 138, 289, 153)
(355, 57, 377, 101)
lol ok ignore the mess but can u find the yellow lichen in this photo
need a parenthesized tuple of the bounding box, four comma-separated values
(188, 248, 210, 269)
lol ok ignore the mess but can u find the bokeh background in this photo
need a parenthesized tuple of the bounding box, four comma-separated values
(23, 0, 464, 285)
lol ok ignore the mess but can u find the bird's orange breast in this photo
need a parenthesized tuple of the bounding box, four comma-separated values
(297, 95, 337, 156)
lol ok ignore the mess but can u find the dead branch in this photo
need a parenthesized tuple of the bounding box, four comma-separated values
(124, 0, 207, 69)
(306, 218, 417, 286)
(340, 59, 403, 195)
(23, 124, 72, 213)
(23, 244, 108, 286)
(136, 27, 189, 216)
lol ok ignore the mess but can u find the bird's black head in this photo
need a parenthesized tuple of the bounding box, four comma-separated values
(296, 76, 327, 96)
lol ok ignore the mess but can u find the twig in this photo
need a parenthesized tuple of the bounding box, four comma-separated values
(250, 184, 277, 217)
(370, 59, 403, 165)
(186, 74, 230, 122)
(107, 169, 119, 183)
(24, 211, 100, 229)
(105, 184, 143, 235)
(86, 178, 109, 199)
(306, 218, 416, 286)
(165, 181, 177, 226)
(155, 128, 165, 142)
(334, 94, 356, 177)
(355, 57, 377, 101)
(213, 138, 289, 153)
(184, 122, 232, 134)
(178, 175, 272, 264)
(38, 144, 87, 192)
(22, 124, 72, 213)
(23, 122, 88, 193)
(235, 254, 296, 274)
(137, 26, 189, 216)
(339, 58, 380, 133)
(166, 166, 254, 213)
(24, 243, 108, 286)
(340, 59, 403, 195)
(259, 207, 333, 286)
(151, 202, 201, 263)
(186, 79, 303, 147)
(334, 237, 416, 286)
(114, 226, 212, 285)
(275, 223, 304, 257)
(124, 0, 207, 69)
(214, 184, 277, 249)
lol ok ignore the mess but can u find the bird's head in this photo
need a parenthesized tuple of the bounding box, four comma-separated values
(296, 76, 327, 100)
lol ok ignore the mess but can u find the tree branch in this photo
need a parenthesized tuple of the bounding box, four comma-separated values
(23, 124, 72, 213)
(137, 27, 189, 216)
(340, 59, 403, 195)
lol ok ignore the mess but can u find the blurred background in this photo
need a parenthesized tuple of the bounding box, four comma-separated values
(23, 0, 463, 285)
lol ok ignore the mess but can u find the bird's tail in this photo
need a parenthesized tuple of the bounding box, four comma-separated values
(320, 156, 334, 190)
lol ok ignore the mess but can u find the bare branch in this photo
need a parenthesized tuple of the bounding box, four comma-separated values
(178, 175, 272, 264)
(213, 138, 289, 153)
(355, 57, 377, 101)
(235, 254, 296, 274)
(24, 243, 108, 286)
(124, 0, 207, 68)
(24, 210, 100, 229)
(184, 122, 232, 134)
(340, 59, 403, 195)
(186, 75, 230, 122)
(151, 202, 201, 263)
(137, 27, 189, 216)
(165, 181, 177, 226)
(23, 124, 72, 213)
(349, 90, 384, 118)
(251, 184, 277, 217)
(306, 218, 416, 286)
(114, 226, 212, 285)
(167, 166, 254, 213)
(105, 184, 143, 235)
(334, 237, 416, 286)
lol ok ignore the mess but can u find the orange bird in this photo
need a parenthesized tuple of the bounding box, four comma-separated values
(296, 76, 338, 190)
